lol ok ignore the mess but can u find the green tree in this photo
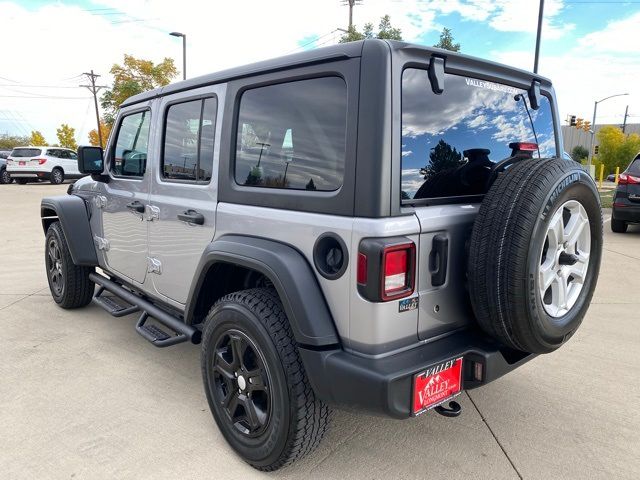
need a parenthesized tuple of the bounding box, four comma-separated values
(339, 15, 402, 43)
(571, 145, 589, 162)
(101, 54, 177, 125)
(597, 126, 640, 174)
(421, 139, 464, 180)
(29, 130, 47, 146)
(56, 124, 77, 150)
(0, 134, 30, 150)
(434, 27, 461, 52)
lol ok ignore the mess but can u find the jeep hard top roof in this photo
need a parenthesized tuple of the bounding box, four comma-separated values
(121, 39, 552, 108)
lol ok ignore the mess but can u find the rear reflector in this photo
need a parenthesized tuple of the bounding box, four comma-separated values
(357, 253, 367, 285)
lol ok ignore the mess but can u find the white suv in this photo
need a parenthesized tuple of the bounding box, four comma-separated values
(7, 146, 84, 184)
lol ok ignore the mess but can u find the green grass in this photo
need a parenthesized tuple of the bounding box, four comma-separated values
(599, 189, 614, 209)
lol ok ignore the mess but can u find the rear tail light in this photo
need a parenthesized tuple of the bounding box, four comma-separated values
(509, 142, 538, 152)
(31, 158, 47, 165)
(357, 238, 416, 302)
(382, 244, 414, 300)
(618, 173, 640, 185)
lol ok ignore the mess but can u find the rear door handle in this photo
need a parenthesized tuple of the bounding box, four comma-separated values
(177, 209, 204, 225)
(429, 235, 449, 287)
(126, 201, 145, 213)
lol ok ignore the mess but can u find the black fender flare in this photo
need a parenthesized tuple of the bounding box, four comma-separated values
(41, 195, 98, 266)
(185, 235, 340, 348)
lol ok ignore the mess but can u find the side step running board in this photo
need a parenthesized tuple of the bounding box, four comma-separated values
(93, 286, 140, 317)
(89, 272, 201, 348)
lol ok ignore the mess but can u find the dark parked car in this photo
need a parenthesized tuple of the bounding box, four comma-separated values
(0, 150, 14, 184)
(611, 154, 640, 232)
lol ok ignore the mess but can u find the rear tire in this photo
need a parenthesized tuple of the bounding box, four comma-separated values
(45, 221, 94, 308)
(611, 218, 627, 233)
(468, 158, 603, 354)
(50, 168, 64, 185)
(201, 288, 330, 471)
(0, 167, 12, 184)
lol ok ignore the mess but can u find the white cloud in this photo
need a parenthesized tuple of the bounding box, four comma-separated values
(488, 0, 574, 39)
(579, 11, 640, 54)
(402, 150, 413, 157)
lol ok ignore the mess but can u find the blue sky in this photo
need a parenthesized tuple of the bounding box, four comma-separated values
(1, 0, 638, 143)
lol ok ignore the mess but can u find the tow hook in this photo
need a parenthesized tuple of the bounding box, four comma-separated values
(434, 400, 462, 418)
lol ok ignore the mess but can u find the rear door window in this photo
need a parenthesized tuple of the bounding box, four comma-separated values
(235, 76, 347, 191)
(111, 110, 151, 178)
(11, 148, 41, 158)
(401, 70, 557, 201)
(162, 96, 217, 182)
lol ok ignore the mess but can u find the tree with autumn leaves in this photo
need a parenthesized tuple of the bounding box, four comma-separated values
(87, 54, 177, 147)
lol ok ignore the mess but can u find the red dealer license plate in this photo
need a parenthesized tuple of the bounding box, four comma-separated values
(412, 357, 463, 415)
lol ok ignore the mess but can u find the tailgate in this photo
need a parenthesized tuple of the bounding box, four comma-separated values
(414, 204, 479, 340)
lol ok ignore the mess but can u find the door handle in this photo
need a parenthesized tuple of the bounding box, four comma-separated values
(429, 235, 449, 287)
(126, 201, 145, 213)
(177, 209, 204, 225)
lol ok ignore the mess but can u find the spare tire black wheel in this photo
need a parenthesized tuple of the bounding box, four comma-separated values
(468, 158, 602, 354)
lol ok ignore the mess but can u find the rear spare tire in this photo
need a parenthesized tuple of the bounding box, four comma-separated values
(468, 158, 602, 354)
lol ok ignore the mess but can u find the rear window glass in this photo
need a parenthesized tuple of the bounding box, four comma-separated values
(11, 148, 41, 158)
(401, 70, 557, 201)
(628, 158, 640, 175)
(235, 76, 347, 191)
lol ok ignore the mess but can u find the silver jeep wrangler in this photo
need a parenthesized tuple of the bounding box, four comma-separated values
(41, 39, 602, 471)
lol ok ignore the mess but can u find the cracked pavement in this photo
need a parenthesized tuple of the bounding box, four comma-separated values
(1, 184, 638, 479)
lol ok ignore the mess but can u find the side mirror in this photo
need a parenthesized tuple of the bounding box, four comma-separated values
(77, 146, 104, 174)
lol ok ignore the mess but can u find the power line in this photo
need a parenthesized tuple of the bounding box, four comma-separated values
(0, 84, 80, 89)
(0, 94, 90, 100)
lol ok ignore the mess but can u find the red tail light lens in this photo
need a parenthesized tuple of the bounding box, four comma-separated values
(619, 174, 640, 185)
(514, 142, 538, 151)
(33, 158, 47, 165)
(381, 243, 415, 300)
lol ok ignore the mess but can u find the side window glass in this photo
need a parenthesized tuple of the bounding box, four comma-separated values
(199, 97, 217, 182)
(47, 149, 58, 158)
(112, 111, 150, 177)
(162, 97, 217, 182)
(69, 151, 78, 160)
(59, 150, 69, 159)
(235, 77, 347, 191)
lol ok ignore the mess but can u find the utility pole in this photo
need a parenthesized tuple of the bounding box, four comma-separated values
(622, 105, 629, 133)
(342, 0, 362, 30)
(533, 0, 545, 73)
(81, 70, 107, 148)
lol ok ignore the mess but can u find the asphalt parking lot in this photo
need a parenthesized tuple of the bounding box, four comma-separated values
(1, 183, 639, 480)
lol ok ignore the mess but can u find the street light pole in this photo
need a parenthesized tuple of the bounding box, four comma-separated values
(587, 93, 629, 169)
(534, 0, 545, 73)
(170, 32, 186, 80)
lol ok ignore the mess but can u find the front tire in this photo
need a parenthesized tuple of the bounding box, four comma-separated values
(45, 221, 94, 308)
(201, 288, 330, 471)
(611, 218, 627, 233)
(50, 168, 64, 185)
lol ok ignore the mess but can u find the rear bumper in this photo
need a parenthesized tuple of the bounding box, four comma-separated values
(7, 170, 50, 179)
(612, 203, 640, 223)
(300, 329, 534, 419)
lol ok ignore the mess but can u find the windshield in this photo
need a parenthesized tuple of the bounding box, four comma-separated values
(401, 70, 557, 201)
(10, 148, 42, 158)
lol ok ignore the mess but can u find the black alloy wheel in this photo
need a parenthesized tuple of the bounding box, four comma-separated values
(47, 236, 64, 297)
(212, 329, 271, 437)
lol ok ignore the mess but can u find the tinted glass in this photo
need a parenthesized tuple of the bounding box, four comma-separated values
(11, 148, 41, 157)
(163, 100, 201, 181)
(47, 149, 60, 158)
(199, 97, 217, 182)
(235, 77, 347, 191)
(628, 157, 640, 175)
(112, 111, 150, 177)
(401, 70, 557, 201)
